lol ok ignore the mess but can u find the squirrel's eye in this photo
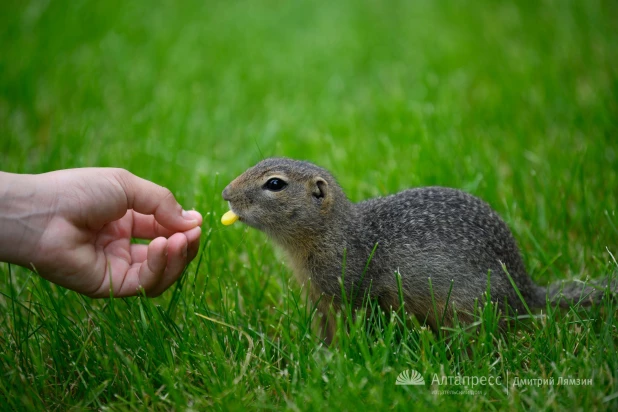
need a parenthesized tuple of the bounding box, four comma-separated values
(263, 178, 287, 192)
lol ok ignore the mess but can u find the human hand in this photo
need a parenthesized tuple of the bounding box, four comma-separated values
(0, 168, 202, 297)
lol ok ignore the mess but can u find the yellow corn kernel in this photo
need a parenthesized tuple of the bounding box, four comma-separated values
(221, 210, 239, 226)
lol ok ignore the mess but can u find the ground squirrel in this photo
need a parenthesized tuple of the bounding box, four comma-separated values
(221, 158, 609, 342)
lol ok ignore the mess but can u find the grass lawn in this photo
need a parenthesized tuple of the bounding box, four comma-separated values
(1, 0, 617, 410)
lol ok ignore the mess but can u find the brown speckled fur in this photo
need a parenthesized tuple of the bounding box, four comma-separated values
(222, 157, 613, 343)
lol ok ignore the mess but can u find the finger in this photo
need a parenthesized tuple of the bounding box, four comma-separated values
(131, 220, 200, 268)
(184, 226, 202, 262)
(147, 233, 188, 297)
(113, 169, 201, 232)
(183, 210, 203, 224)
(130, 243, 148, 263)
(136, 237, 168, 294)
(131, 212, 176, 239)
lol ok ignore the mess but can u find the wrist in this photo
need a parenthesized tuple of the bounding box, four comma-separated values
(0, 172, 50, 267)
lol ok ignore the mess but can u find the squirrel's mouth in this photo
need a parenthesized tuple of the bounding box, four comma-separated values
(226, 203, 266, 230)
(227, 202, 241, 218)
(220, 202, 241, 226)
(226, 202, 255, 226)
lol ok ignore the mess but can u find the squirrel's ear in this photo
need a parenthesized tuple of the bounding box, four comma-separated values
(312, 177, 328, 199)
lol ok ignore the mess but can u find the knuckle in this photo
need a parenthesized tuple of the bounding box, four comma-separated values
(110, 167, 131, 183)
(152, 217, 162, 236)
(108, 168, 133, 201)
(160, 188, 175, 204)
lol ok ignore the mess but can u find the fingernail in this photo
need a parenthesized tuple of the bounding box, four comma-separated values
(182, 209, 198, 222)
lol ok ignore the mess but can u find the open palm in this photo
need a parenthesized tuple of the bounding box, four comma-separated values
(18, 168, 202, 297)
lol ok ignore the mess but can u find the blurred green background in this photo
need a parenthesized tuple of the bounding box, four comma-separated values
(2, 0, 616, 280)
(1, 0, 617, 409)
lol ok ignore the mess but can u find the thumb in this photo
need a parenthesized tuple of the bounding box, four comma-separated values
(114, 169, 202, 232)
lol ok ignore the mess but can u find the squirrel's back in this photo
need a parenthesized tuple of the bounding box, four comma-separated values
(349, 187, 544, 321)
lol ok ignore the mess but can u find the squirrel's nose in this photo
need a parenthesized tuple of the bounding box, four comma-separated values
(222, 186, 232, 201)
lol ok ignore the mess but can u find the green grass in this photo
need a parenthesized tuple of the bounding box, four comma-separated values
(1, 0, 618, 409)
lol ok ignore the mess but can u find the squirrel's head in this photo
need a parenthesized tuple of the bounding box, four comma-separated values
(222, 158, 348, 243)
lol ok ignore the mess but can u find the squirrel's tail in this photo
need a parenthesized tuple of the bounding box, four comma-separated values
(544, 278, 618, 308)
